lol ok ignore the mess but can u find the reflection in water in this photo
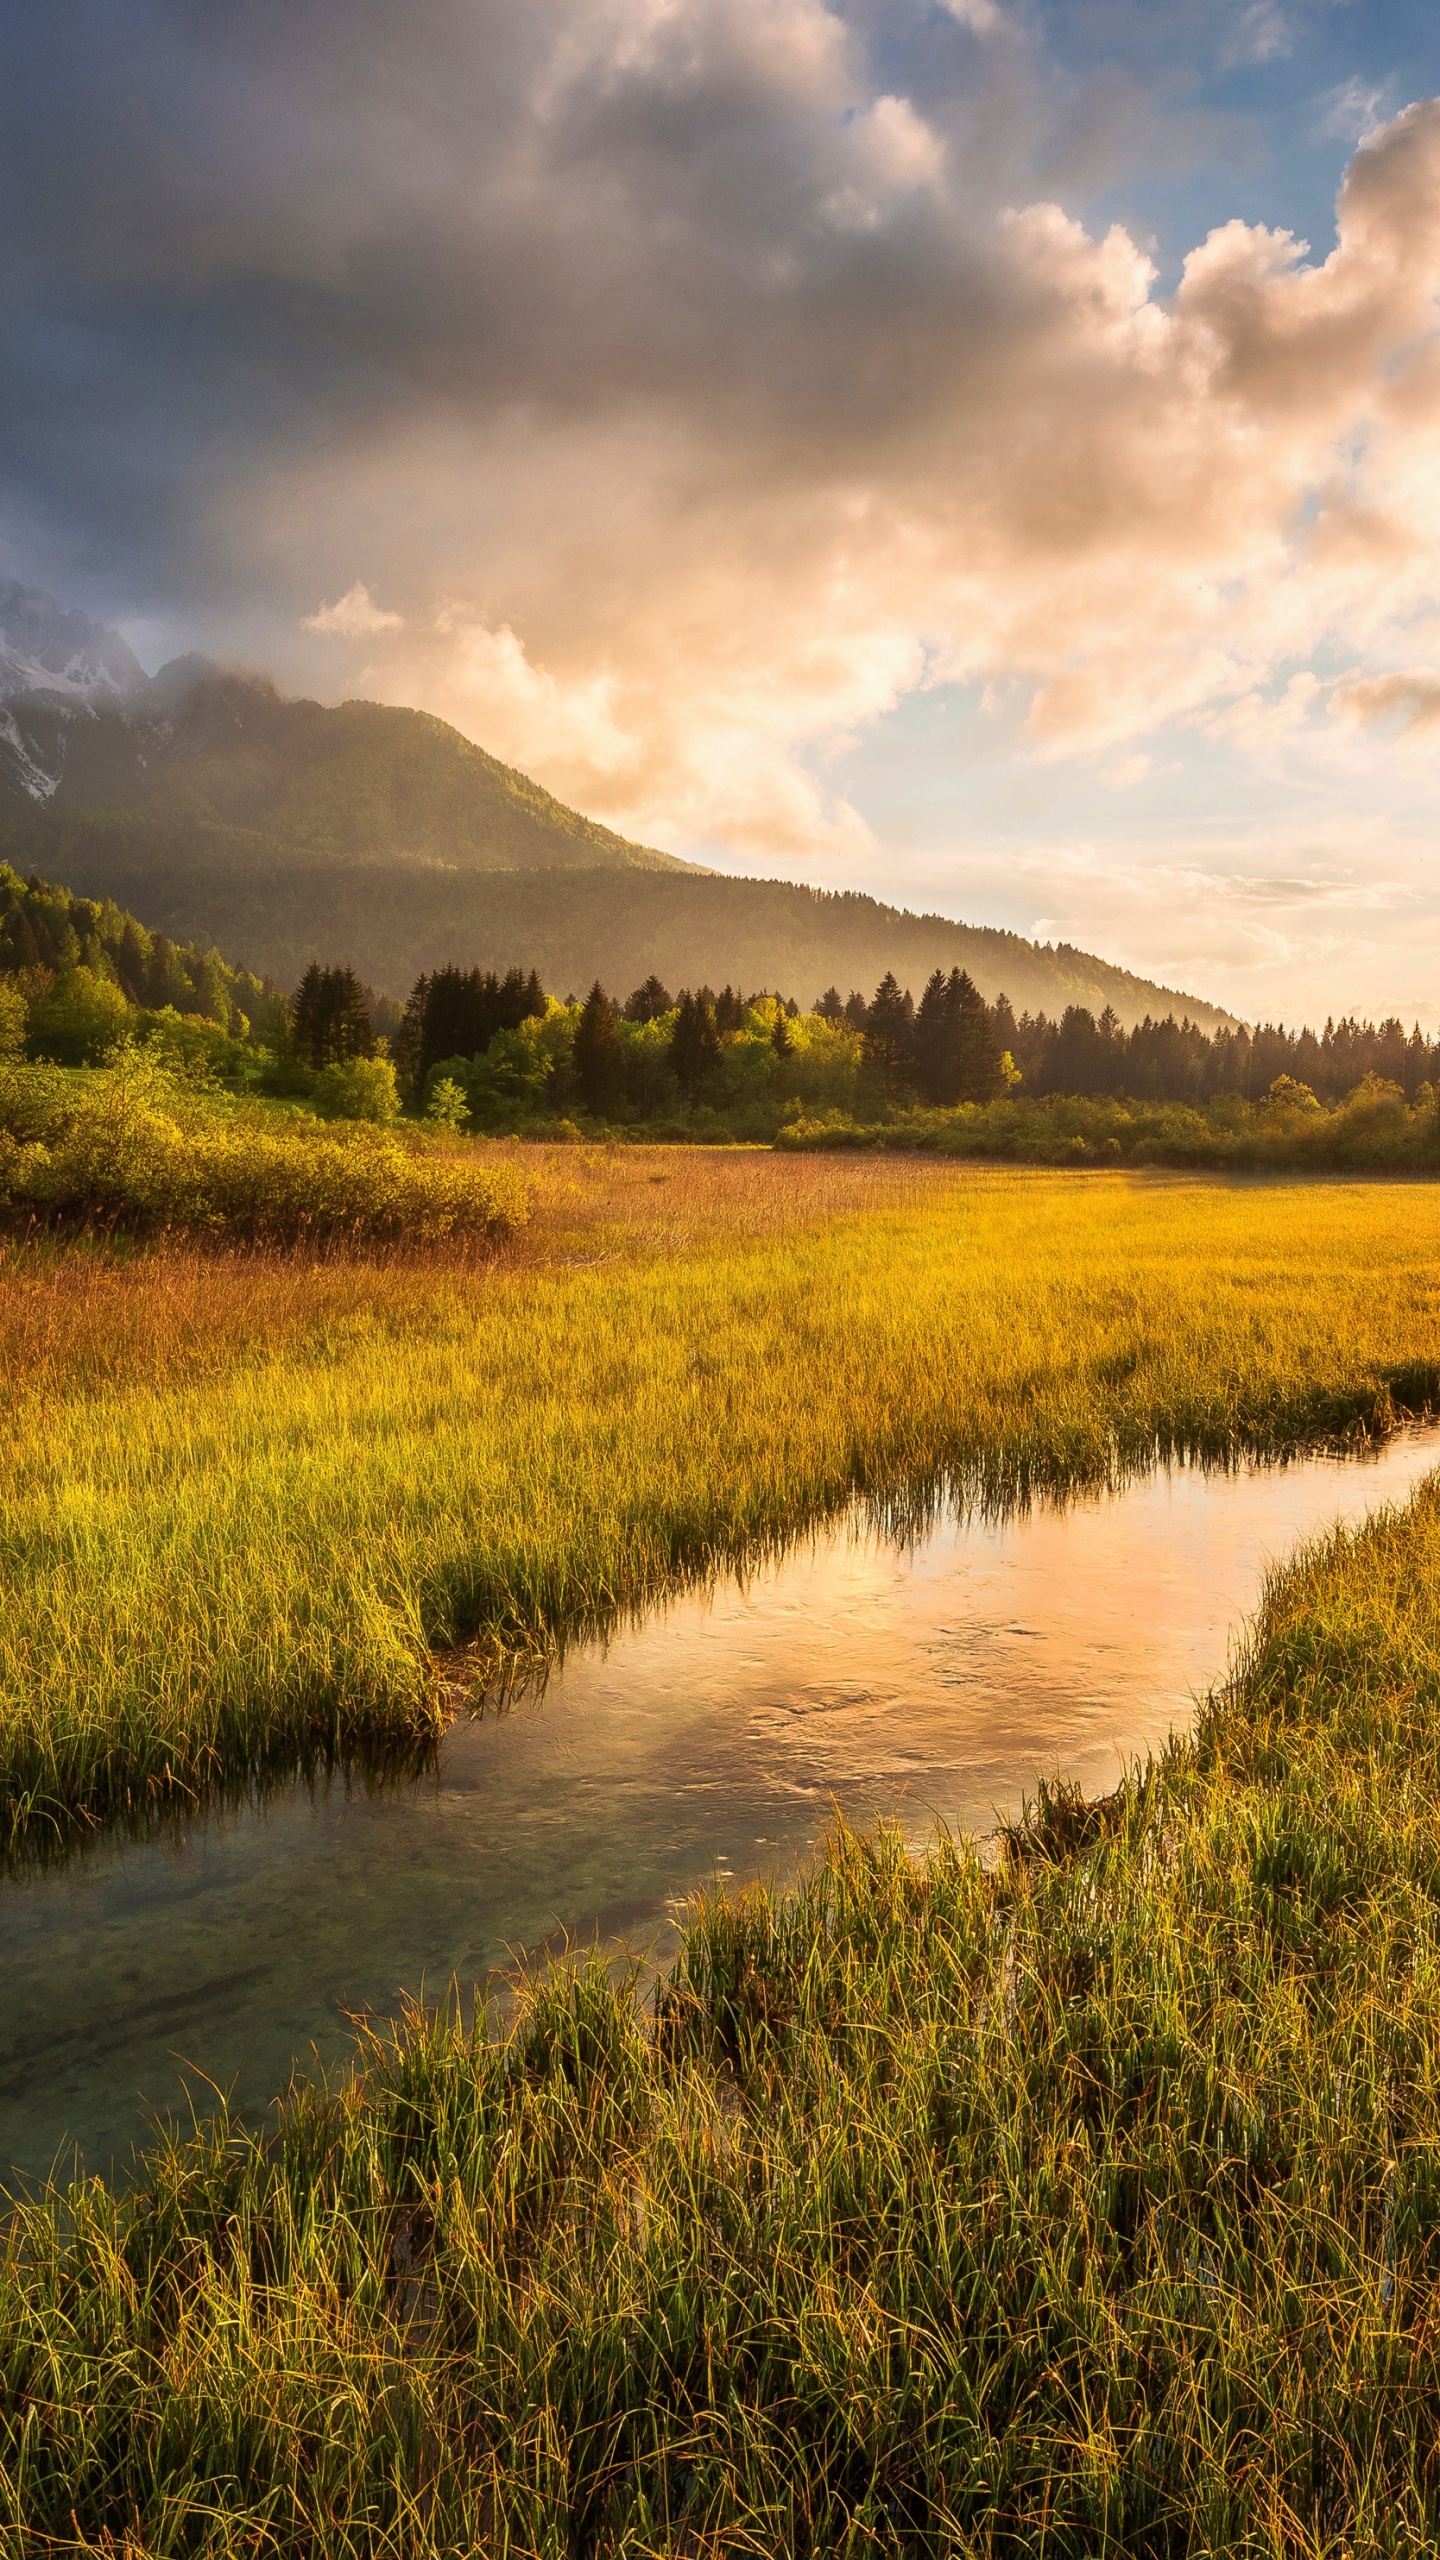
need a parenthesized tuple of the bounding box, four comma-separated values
(4, 1429, 1438, 2191)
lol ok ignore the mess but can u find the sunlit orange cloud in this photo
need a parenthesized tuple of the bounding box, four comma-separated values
(249, 19, 1440, 869)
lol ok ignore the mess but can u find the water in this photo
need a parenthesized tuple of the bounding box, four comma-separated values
(4, 1429, 1438, 2191)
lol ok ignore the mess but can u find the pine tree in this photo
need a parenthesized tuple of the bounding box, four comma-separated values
(862, 973, 915, 1099)
(393, 976, 429, 1101)
(625, 976, 674, 1023)
(329, 967, 374, 1065)
(991, 990, 1019, 1067)
(290, 963, 328, 1069)
(573, 981, 625, 1116)
(952, 969, 1005, 1102)
(815, 987, 844, 1021)
(290, 963, 374, 1070)
(116, 921, 149, 1005)
(669, 990, 722, 1091)
(912, 969, 958, 1104)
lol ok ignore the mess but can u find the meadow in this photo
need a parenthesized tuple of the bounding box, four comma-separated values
(3, 1148, 1440, 1851)
(7, 1447, 1440, 2550)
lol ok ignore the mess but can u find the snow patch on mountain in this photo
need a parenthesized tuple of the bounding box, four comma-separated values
(0, 708, 61, 800)
(0, 578, 150, 704)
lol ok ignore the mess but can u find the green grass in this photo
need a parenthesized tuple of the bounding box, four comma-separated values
(4, 1158, 1440, 1848)
(8, 1464, 1440, 2550)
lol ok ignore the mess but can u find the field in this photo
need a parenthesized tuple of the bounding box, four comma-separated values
(5, 1151, 1440, 2550)
(5, 1150, 1440, 1852)
(7, 1379, 1440, 2548)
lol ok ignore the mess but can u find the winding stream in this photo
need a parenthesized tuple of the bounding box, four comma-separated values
(5, 1427, 1439, 2191)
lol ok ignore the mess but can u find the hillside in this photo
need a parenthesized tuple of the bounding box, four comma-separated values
(0, 577, 1235, 1027)
(0, 826, 1234, 1028)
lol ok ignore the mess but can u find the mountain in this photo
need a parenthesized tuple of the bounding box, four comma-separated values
(0, 577, 150, 707)
(0, 578, 1236, 1028)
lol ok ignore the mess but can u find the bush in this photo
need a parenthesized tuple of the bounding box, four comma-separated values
(425, 1075, 469, 1131)
(0, 1047, 528, 1242)
(135, 1005, 254, 1086)
(312, 1055, 401, 1124)
(0, 980, 24, 1058)
(27, 965, 133, 1065)
(775, 1086, 1440, 1172)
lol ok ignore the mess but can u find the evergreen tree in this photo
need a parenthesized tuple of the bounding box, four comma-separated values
(290, 963, 328, 1069)
(771, 1009, 793, 1059)
(842, 990, 869, 1032)
(991, 990, 1019, 1069)
(9, 910, 45, 973)
(573, 981, 625, 1116)
(862, 972, 915, 1099)
(393, 976, 429, 1101)
(912, 969, 958, 1104)
(116, 921, 149, 1005)
(146, 935, 193, 1012)
(669, 990, 722, 1092)
(329, 967, 375, 1065)
(815, 987, 844, 1021)
(290, 962, 374, 1070)
(714, 986, 746, 1033)
(625, 975, 674, 1023)
(952, 969, 1006, 1102)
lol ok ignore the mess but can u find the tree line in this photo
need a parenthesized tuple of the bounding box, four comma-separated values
(370, 955, 1440, 1121)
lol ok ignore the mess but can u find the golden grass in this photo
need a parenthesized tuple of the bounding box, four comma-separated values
(2, 1154, 1439, 1842)
(11, 1475, 1440, 2550)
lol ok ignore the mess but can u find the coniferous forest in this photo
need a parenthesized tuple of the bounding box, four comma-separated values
(5, 853, 1440, 1173)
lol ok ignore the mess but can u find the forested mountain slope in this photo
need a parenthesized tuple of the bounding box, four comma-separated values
(0, 577, 1234, 1025)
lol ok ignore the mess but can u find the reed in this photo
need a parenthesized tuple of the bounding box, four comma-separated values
(7, 1471, 1440, 2551)
(3, 1158, 1440, 1848)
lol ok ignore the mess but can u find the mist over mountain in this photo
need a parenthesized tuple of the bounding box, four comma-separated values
(0, 579, 1235, 1027)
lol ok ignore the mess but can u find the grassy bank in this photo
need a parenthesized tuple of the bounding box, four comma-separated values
(7, 1467, 1440, 2551)
(4, 1158, 1440, 1848)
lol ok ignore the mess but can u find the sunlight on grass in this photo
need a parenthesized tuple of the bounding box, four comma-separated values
(8, 1467, 1440, 2547)
(2, 1157, 1439, 1842)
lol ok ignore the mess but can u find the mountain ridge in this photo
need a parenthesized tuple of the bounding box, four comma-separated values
(0, 575, 1238, 1028)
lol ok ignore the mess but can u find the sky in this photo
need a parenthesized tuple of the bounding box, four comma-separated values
(5, 0, 1440, 1025)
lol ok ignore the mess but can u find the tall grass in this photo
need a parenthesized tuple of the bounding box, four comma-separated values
(4, 1161, 1440, 1846)
(8, 1474, 1440, 2551)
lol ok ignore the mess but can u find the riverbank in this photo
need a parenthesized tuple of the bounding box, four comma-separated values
(6, 1469, 1440, 2550)
(4, 1158, 1440, 1852)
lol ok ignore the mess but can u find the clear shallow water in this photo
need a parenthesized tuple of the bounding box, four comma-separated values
(4, 1429, 1439, 2191)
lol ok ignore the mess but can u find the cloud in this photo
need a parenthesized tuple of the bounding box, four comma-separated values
(1331, 670, 1440, 738)
(302, 583, 403, 636)
(5, 2, 1440, 898)
(1312, 76, 1389, 147)
(938, 0, 1002, 33)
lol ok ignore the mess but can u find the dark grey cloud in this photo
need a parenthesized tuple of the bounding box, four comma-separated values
(4, 0, 1440, 887)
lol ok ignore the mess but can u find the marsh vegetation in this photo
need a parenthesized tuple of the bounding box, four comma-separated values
(1, 1151, 1438, 1853)
(8, 1483, 1440, 2551)
(5, 1141, 1440, 2552)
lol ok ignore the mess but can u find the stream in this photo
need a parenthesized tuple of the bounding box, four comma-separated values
(4, 1426, 1438, 2191)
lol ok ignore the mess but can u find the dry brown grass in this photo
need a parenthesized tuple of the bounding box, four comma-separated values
(0, 1144, 996, 1409)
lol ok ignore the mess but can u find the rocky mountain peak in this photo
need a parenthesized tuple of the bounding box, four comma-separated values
(0, 577, 151, 704)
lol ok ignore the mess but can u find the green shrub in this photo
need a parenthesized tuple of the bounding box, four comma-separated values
(776, 1085, 1440, 1172)
(27, 965, 133, 1064)
(135, 1004, 254, 1085)
(0, 1047, 527, 1242)
(424, 1074, 469, 1131)
(0, 980, 23, 1058)
(311, 1054, 401, 1124)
